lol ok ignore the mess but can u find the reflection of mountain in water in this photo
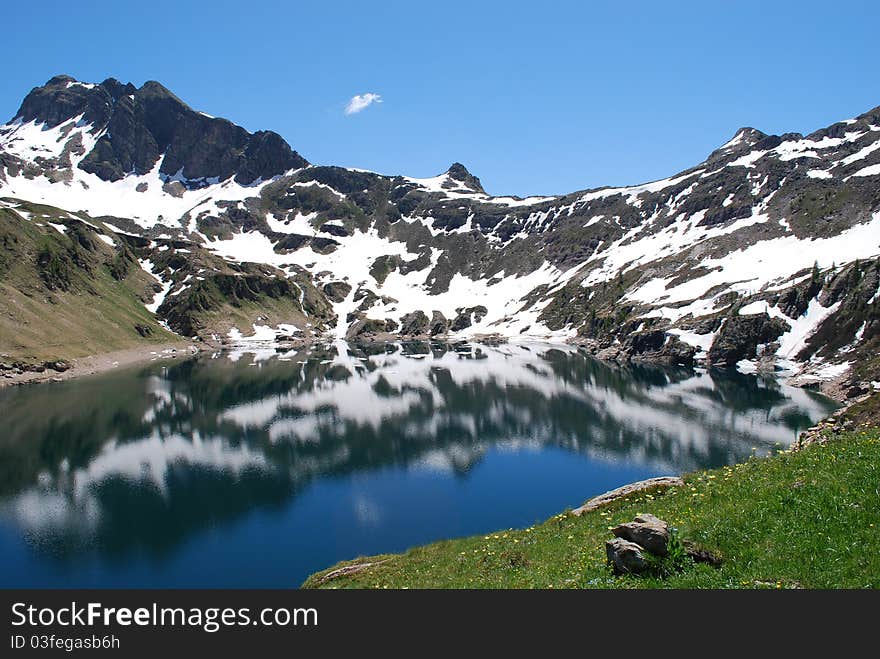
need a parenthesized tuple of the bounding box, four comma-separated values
(0, 341, 836, 560)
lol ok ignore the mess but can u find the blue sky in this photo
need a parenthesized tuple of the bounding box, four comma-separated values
(4, 0, 879, 196)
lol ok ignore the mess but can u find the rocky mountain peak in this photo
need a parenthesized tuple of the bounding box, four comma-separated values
(856, 103, 880, 127)
(14, 75, 114, 129)
(139, 79, 179, 98)
(99, 77, 137, 100)
(705, 127, 768, 163)
(445, 162, 485, 193)
(9, 75, 309, 186)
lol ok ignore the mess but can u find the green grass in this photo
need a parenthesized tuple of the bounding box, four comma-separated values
(0, 204, 178, 362)
(304, 427, 880, 589)
(841, 394, 880, 430)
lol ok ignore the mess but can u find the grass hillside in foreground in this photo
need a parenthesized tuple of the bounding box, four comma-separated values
(304, 412, 880, 589)
(0, 202, 178, 362)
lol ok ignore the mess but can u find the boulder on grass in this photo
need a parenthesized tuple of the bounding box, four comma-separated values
(612, 514, 671, 557)
(605, 538, 648, 575)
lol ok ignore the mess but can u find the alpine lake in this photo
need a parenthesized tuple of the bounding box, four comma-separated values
(0, 341, 837, 587)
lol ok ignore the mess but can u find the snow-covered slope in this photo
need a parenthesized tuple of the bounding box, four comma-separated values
(2, 75, 879, 386)
(0, 115, 287, 229)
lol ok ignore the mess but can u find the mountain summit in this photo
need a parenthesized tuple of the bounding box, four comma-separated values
(444, 163, 485, 194)
(10, 75, 308, 186)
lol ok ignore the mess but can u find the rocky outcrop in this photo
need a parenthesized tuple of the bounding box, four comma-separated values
(15, 75, 116, 128)
(612, 513, 671, 557)
(0, 359, 72, 375)
(708, 313, 790, 367)
(796, 260, 880, 364)
(16, 76, 308, 185)
(451, 306, 488, 331)
(605, 513, 721, 576)
(605, 538, 648, 575)
(622, 331, 695, 366)
(572, 477, 684, 515)
(444, 163, 485, 194)
(393, 310, 449, 337)
(322, 281, 352, 303)
(345, 318, 393, 341)
(429, 311, 448, 336)
(399, 311, 429, 336)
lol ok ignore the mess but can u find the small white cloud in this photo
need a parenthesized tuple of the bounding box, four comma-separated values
(345, 92, 382, 115)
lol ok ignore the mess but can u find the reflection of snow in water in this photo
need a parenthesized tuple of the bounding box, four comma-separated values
(218, 342, 828, 463)
(1, 431, 268, 538)
(0, 341, 834, 542)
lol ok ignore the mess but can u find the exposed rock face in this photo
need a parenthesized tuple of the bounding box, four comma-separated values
(444, 162, 485, 194)
(322, 281, 352, 303)
(605, 538, 648, 575)
(399, 311, 429, 336)
(612, 514, 671, 557)
(708, 313, 790, 367)
(451, 305, 488, 331)
(16, 75, 116, 128)
(605, 513, 717, 576)
(622, 331, 696, 366)
(796, 260, 880, 363)
(633, 513, 667, 527)
(16, 76, 308, 185)
(429, 310, 448, 336)
(346, 318, 390, 341)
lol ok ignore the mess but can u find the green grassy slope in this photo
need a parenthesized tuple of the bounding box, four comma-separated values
(0, 201, 178, 362)
(304, 407, 880, 589)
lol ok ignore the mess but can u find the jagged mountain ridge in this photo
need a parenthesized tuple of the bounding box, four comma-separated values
(12, 74, 308, 184)
(1, 75, 879, 386)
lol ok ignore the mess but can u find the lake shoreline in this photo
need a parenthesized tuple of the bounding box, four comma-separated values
(0, 333, 855, 403)
(0, 341, 201, 388)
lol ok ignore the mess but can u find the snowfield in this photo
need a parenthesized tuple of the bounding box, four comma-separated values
(207, 227, 579, 340)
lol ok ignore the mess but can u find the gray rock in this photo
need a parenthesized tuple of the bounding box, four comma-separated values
(633, 513, 668, 529)
(322, 281, 352, 303)
(399, 311, 429, 336)
(429, 310, 448, 336)
(345, 318, 388, 341)
(444, 163, 485, 194)
(451, 305, 488, 331)
(606, 538, 648, 575)
(572, 477, 684, 515)
(612, 516, 671, 557)
(47, 360, 72, 372)
(708, 312, 790, 367)
(621, 330, 696, 366)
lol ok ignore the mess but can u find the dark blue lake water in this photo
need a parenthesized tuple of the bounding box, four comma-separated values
(0, 341, 836, 587)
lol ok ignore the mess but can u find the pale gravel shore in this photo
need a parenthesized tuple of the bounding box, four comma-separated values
(0, 341, 202, 388)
